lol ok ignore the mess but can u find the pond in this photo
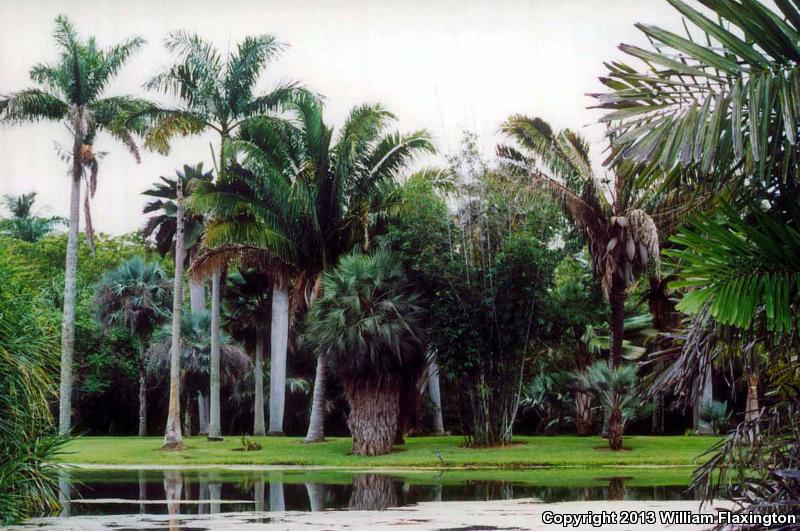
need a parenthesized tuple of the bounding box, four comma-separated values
(53, 467, 696, 515)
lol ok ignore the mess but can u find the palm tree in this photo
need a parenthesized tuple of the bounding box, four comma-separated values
(142, 164, 214, 314)
(95, 256, 171, 436)
(136, 32, 303, 441)
(304, 250, 426, 456)
(190, 93, 433, 441)
(498, 117, 660, 367)
(0, 193, 64, 242)
(223, 269, 272, 435)
(0, 16, 149, 435)
(576, 362, 639, 451)
(147, 310, 251, 434)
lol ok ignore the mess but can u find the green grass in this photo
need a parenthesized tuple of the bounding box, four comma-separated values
(60, 435, 720, 468)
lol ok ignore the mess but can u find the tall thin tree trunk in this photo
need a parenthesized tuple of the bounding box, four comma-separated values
(305, 355, 327, 442)
(427, 360, 445, 435)
(58, 469, 71, 517)
(696, 369, 714, 434)
(138, 341, 147, 437)
(608, 277, 625, 367)
(269, 471, 285, 511)
(574, 343, 592, 436)
(254, 334, 266, 436)
(163, 179, 185, 449)
(197, 391, 208, 435)
(59, 118, 84, 435)
(207, 267, 223, 441)
(269, 280, 289, 434)
(188, 278, 206, 314)
(608, 408, 623, 451)
(745, 372, 760, 423)
(305, 482, 325, 511)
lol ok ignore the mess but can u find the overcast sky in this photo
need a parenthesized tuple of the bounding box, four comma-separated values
(0, 0, 682, 235)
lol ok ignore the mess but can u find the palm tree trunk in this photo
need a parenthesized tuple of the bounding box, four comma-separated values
(269, 280, 289, 435)
(269, 471, 285, 511)
(59, 129, 83, 435)
(188, 278, 206, 314)
(696, 368, 714, 434)
(207, 267, 223, 441)
(163, 180, 185, 449)
(305, 355, 328, 442)
(608, 277, 625, 367)
(346, 381, 400, 456)
(608, 408, 623, 451)
(254, 334, 266, 436)
(138, 341, 147, 437)
(575, 391, 593, 436)
(197, 391, 208, 435)
(427, 360, 445, 435)
(745, 372, 760, 423)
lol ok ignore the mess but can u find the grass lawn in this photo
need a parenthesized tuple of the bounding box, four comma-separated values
(60, 435, 720, 468)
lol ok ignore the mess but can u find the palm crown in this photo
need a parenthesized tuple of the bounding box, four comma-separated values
(190, 93, 434, 288)
(94, 256, 171, 341)
(303, 250, 426, 383)
(141, 163, 214, 259)
(0, 193, 65, 242)
(139, 31, 303, 155)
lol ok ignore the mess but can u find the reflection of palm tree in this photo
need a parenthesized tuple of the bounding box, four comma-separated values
(269, 471, 285, 512)
(607, 477, 625, 501)
(349, 475, 399, 510)
(305, 482, 325, 512)
(164, 470, 183, 529)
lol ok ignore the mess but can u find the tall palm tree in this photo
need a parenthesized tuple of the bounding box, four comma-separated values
(0, 16, 149, 434)
(190, 93, 434, 441)
(136, 31, 303, 441)
(163, 178, 186, 449)
(142, 164, 214, 314)
(0, 193, 65, 242)
(223, 269, 272, 435)
(498, 117, 660, 366)
(304, 250, 426, 456)
(95, 256, 171, 436)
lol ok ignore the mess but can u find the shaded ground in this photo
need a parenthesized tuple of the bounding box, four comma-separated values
(60, 435, 719, 467)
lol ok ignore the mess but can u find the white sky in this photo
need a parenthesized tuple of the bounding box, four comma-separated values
(0, 0, 682, 235)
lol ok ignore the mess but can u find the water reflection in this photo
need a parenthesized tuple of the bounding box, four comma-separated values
(58, 468, 696, 517)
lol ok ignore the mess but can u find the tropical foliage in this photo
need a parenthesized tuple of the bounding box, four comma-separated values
(0, 193, 64, 242)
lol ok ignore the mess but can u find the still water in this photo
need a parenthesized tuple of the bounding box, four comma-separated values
(55, 467, 697, 517)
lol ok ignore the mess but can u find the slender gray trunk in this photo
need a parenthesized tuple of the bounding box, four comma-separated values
(209, 482, 222, 514)
(269, 281, 289, 434)
(58, 469, 71, 517)
(427, 360, 445, 435)
(163, 180, 184, 448)
(138, 342, 147, 436)
(254, 335, 266, 436)
(207, 267, 223, 440)
(59, 110, 84, 435)
(697, 369, 714, 434)
(305, 355, 328, 442)
(269, 472, 285, 511)
(197, 391, 208, 435)
(138, 470, 146, 515)
(188, 278, 206, 314)
(254, 479, 265, 514)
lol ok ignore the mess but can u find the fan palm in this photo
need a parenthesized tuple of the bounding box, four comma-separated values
(142, 163, 214, 314)
(0, 193, 65, 242)
(303, 250, 426, 456)
(498, 116, 660, 366)
(0, 16, 149, 435)
(190, 93, 433, 441)
(95, 256, 171, 436)
(575, 362, 639, 451)
(135, 31, 304, 441)
(223, 269, 272, 435)
(147, 310, 251, 434)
